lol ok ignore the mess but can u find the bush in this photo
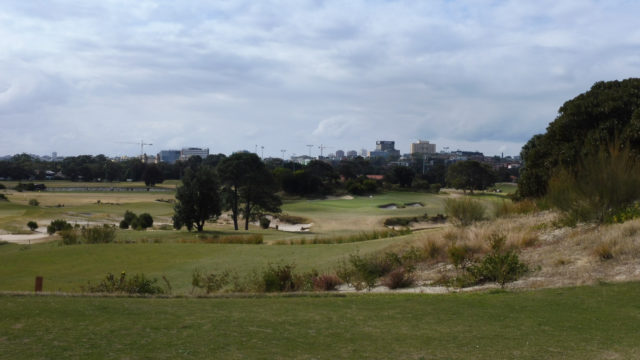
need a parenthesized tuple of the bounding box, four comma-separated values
(275, 214, 310, 224)
(262, 263, 298, 292)
(28, 199, 39, 206)
(119, 219, 129, 229)
(348, 252, 401, 290)
(0, 194, 7, 201)
(191, 268, 231, 294)
(547, 144, 640, 223)
(312, 274, 343, 291)
(59, 229, 79, 245)
(429, 183, 442, 193)
(81, 224, 116, 244)
(383, 213, 429, 227)
(197, 234, 263, 244)
(123, 210, 137, 225)
(466, 234, 528, 288)
(444, 197, 485, 226)
(47, 219, 72, 235)
(84, 271, 165, 294)
(138, 213, 153, 229)
(0, 183, 5, 189)
(27, 221, 38, 231)
(382, 267, 415, 289)
(447, 244, 474, 270)
(259, 217, 271, 229)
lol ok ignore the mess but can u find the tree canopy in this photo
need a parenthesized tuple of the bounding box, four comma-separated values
(518, 78, 640, 198)
(172, 166, 221, 232)
(446, 160, 496, 193)
(218, 153, 281, 230)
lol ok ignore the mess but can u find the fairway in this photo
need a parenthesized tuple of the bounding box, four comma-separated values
(2, 282, 639, 359)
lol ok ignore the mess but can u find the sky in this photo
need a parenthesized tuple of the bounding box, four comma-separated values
(1, 1, 639, 158)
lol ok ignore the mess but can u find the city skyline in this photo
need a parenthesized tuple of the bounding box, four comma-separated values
(1, 1, 639, 158)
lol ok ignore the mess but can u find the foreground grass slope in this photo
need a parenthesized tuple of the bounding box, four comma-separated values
(2, 282, 639, 359)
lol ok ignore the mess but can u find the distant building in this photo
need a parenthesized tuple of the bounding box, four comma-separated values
(346, 150, 358, 158)
(335, 150, 345, 159)
(52, 152, 57, 162)
(157, 150, 181, 164)
(180, 147, 209, 161)
(370, 140, 400, 159)
(410, 140, 436, 155)
(291, 155, 314, 165)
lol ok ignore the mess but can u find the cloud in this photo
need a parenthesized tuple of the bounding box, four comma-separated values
(312, 115, 363, 138)
(1, 0, 639, 157)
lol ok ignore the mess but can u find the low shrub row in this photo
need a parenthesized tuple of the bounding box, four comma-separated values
(83, 271, 168, 295)
(273, 229, 411, 245)
(383, 213, 447, 227)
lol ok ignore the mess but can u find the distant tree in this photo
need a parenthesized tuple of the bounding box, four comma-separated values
(218, 153, 281, 230)
(173, 167, 221, 232)
(142, 164, 163, 186)
(386, 166, 415, 188)
(27, 221, 38, 231)
(446, 161, 497, 193)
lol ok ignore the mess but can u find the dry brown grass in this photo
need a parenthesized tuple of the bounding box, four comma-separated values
(404, 211, 640, 289)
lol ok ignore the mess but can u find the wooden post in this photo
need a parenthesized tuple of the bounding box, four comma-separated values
(35, 276, 43, 292)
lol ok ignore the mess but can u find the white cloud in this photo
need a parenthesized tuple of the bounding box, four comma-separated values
(0, 0, 639, 157)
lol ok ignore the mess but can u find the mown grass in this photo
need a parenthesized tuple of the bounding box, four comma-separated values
(0, 236, 416, 294)
(1, 282, 639, 359)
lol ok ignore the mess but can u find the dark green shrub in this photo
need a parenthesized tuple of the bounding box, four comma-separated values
(262, 263, 298, 292)
(28, 199, 39, 206)
(429, 183, 442, 193)
(444, 197, 485, 226)
(47, 219, 72, 235)
(0, 183, 5, 189)
(138, 213, 153, 229)
(259, 217, 271, 229)
(123, 210, 137, 225)
(27, 221, 38, 231)
(0, 194, 8, 201)
(81, 224, 116, 244)
(15, 182, 36, 192)
(84, 271, 164, 294)
(119, 220, 129, 229)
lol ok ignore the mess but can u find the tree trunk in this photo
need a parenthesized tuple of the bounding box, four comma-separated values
(232, 188, 239, 230)
(244, 202, 252, 230)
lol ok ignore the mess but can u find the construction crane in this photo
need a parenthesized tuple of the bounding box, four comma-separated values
(318, 144, 331, 157)
(117, 140, 153, 158)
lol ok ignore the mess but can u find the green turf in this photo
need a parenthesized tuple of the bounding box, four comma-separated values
(1, 282, 639, 359)
(0, 234, 415, 294)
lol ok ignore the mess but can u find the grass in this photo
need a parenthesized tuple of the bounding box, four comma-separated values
(1, 282, 640, 359)
(0, 236, 415, 294)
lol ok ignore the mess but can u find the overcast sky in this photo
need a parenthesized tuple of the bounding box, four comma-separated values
(1, 1, 639, 158)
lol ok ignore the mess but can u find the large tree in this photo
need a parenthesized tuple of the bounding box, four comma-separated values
(446, 160, 496, 193)
(218, 153, 281, 230)
(518, 78, 640, 198)
(172, 166, 221, 232)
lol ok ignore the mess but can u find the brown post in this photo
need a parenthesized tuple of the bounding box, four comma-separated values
(35, 276, 43, 292)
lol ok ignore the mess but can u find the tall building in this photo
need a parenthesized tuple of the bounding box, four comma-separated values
(346, 150, 358, 158)
(157, 150, 181, 164)
(410, 140, 436, 155)
(335, 150, 345, 159)
(370, 140, 400, 159)
(180, 147, 209, 161)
